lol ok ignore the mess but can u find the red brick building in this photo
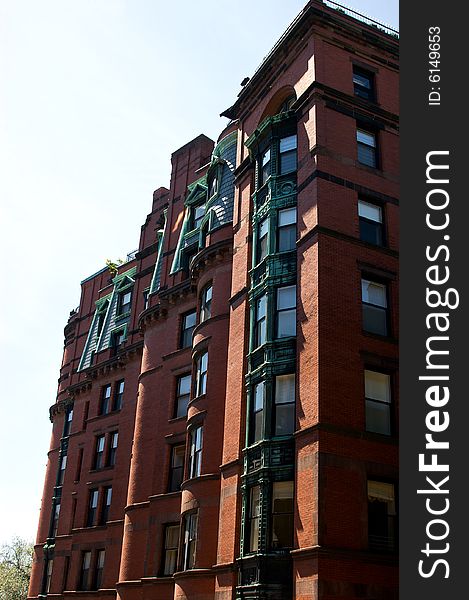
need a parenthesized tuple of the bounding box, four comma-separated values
(28, 2, 399, 599)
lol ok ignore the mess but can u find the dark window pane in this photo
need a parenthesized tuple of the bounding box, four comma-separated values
(181, 311, 196, 348)
(271, 481, 294, 549)
(368, 481, 397, 551)
(360, 219, 383, 245)
(362, 304, 388, 336)
(280, 151, 297, 174)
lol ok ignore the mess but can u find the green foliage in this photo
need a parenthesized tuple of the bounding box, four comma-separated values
(106, 258, 124, 277)
(0, 538, 33, 600)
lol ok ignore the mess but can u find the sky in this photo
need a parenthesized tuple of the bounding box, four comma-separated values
(0, 0, 398, 546)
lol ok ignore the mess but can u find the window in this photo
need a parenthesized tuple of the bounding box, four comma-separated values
(143, 290, 149, 310)
(368, 481, 397, 551)
(162, 524, 180, 575)
(182, 513, 198, 570)
(175, 374, 191, 418)
(274, 374, 295, 436)
(255, 294, 267, 347)
(107, 432, 118, 467)
(248, 486, 260, 552)
(257, 218, 269, 263)
(365, 370, 391, 435)
(357, 128, 377, 168)
(118, 290, 132, 315)
(271, 481, 294, 549)
(111, 329, 125, 352)
(100, 384, 111, 415)
(79, 551, 91, 591)
(276, 286, 296, 338)
(50, 500, 61, 537)
(361, 278, 388, 336)
(94, 435, 105, 470)
(195, 352, 208, 397)
(180, 310, 196, 348)
(58, 454, 67, 485)
(45, 559, 53, 593)
(113, 380, 124, 411)
(209, 175, 217, 198)
(278, 207, 296, 252)
(251, 382, 265, 444)
(259, 148, 271, 187)
(94, 550, 105, 590)
(200, 284, 212, 322)
(279, 135, 297, 174)
(192, 204, 205, 230)
(353, 66, 375, 101)
(189, 426, 203, 478)
(100, 486, 112, 525)
(63, 407, 73, 437)
(358, 200, 383, 246)
(86, 489, 99, 527)
(168, 444, 185, 492)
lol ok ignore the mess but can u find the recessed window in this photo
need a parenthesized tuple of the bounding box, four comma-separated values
(94, 550, 105, 590)
(86, 489, 99, 527)
(99, 486, 112, 525)
(368, 480, 397, 552)
(209, 175, 218, 198)
(113, 380, 124, 411)
(358, 200, 383, 245)
(276, 285, 296, 338)
(279, 135, 297, 174)
(192, 204, 205, 230)
(79, 551, 91, 591)
(111, 329, 125, 352)
(251, 381, 265, 444)
(45, 558, 53, 593)
(257, 218, 269, 263)
(248, 485, 260, 552)
(278, 207, 296, 252)
(259, 148, 271, 187)
(50, 500, 60, 537)
(195, 352, 208, 397)
(168, 444, 185, 492)
(200, 284, 212, 322)
(162, 524, 180, 575)
(180, 310, 196, 349)
(255, 294, 267, 347)
(365, 370, 391, 435)
(274, 374, 295, 436)
(357, 128, 377, 168)
(100, 384, 111, 415)
(271, 481, 294, 549)
(58, 454, 67, 485)
(118, 290, 132, 315)
(182, 513, 198, 570)
(361, 278, 388, 336)
(94, 435, 105, 470)
(189, 426, 203, 478)
(175, 374, 191, 418)
(107, 432, 118, 467)
(353, 66, 375, 101)
(63, 407, 73, 437)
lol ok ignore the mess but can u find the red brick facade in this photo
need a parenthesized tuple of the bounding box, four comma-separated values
(29, 2, 398, 599)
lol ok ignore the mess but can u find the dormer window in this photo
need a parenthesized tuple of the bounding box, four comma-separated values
(118, 290, 132, 315)
(209, 175, 218, 198)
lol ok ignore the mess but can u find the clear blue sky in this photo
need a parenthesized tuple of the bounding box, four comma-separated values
(0, 0, 398, 545)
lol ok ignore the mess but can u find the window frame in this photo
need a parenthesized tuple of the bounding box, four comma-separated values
(364, 369, 392, 435)
(94, 435, 105, 470)
(192, 203, 205, 231)
(276, 285, 296, 339)
(175, 373, 191, 418)
(117, 289, 132, 315)
(182, 512, 198, 571)
(180, 310, 196, 349)
(162, 523, 180, 575)
(200, 283, 213, 322)
(358, 199, 385, 246)
(86, 488, 99, 528)
(353, 66, 375, 101)
(113, 379, 125, 411)
(78, 551, 91, 591)
(273, 373, 296, 437)
(257, 217, 269, 263)
(250, 381, 265, 444)
(277, 207, 297, 253)
(270, 480, 294, 550)
(99, 486, 112, 525)
(255, 294, 267, 348)
(357, 126, 378, 169)
(279, 134, 298, 175)
(367, 480, 397, 552)
(107, 431, 118, 467)
(93, 549, 105, 590)
(195, 351, 208, 397)
(361, 277, 390, 337)
(100, 384, 112, 415)
(168, 444, 185, 492)
(247, 485, 261, 553)
(188, 426, 203, 479)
